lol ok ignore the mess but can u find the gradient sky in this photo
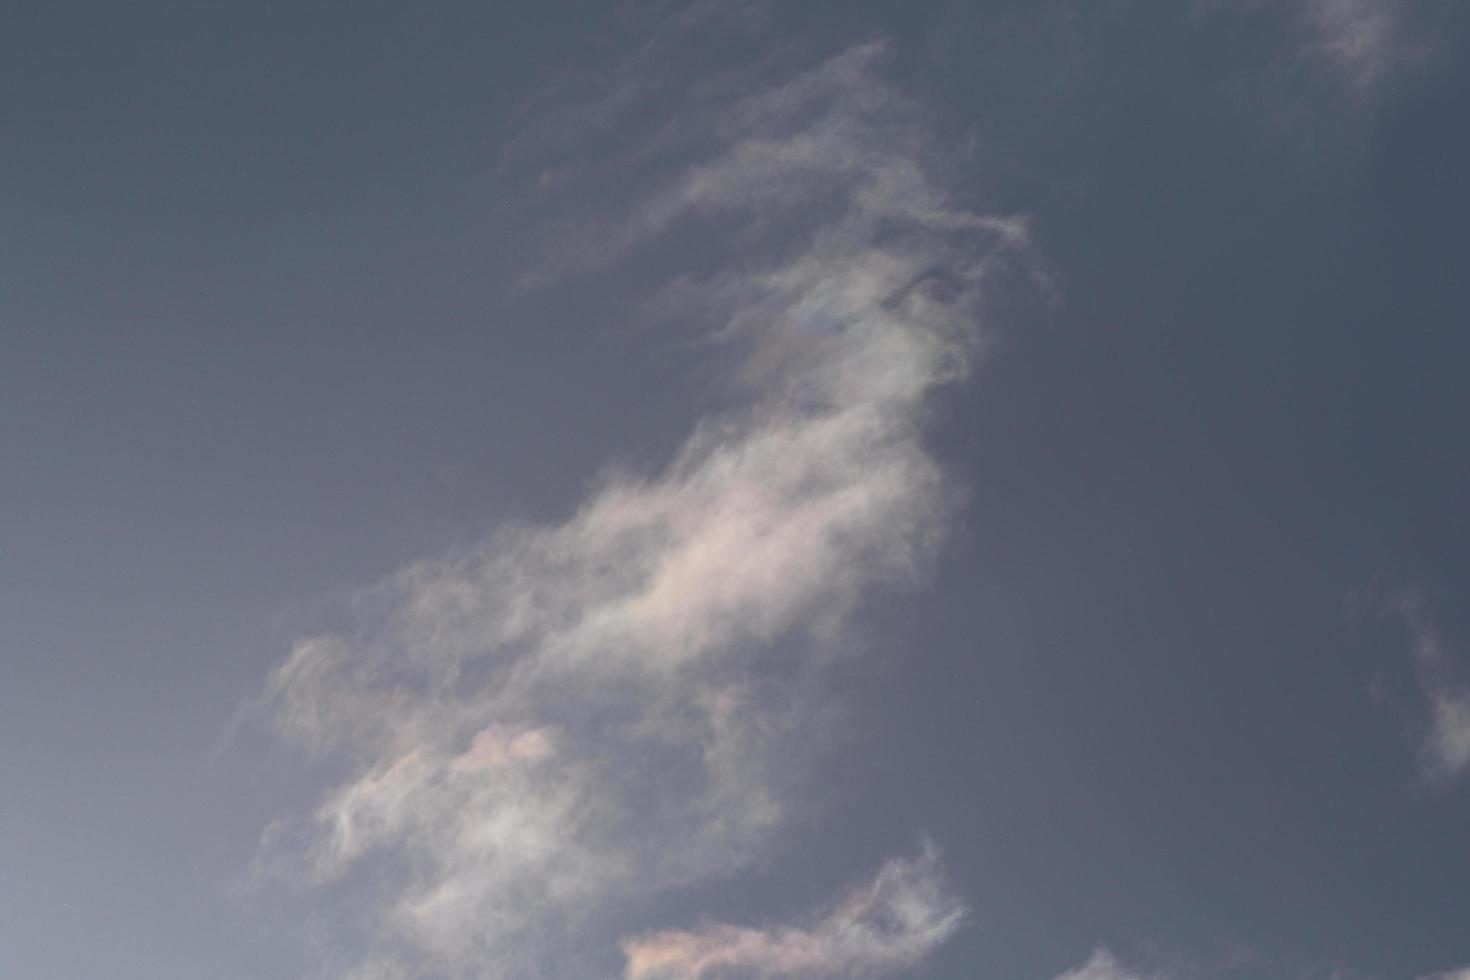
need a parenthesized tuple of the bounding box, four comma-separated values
(4, 2, 1470, 979)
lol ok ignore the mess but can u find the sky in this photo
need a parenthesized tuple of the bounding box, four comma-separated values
(3, 1, 1470, 979)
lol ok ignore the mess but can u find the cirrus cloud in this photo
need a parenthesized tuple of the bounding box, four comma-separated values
(621, 843, 964, 980)
(1381, 590, 1470, 785)
(255, 31, 1036, 980)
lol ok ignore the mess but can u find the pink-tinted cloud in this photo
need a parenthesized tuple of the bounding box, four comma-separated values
(621, 844, 963, 980)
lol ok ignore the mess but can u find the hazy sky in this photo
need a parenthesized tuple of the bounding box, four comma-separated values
(4, 2, 1470, 979)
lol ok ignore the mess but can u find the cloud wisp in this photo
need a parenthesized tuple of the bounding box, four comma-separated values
(1054, 949, 1155, 980)
(255, 38, 1031, 980)
(1198, 0, 1443, 134)
(1422, 968, 1470, 980)
(1384, 591, 1470, 785)
(621, 843, 963, 980)
(1292, 0, 1436, 97)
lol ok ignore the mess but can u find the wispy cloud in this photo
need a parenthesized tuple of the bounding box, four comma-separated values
(1048, 946, 1257, 980)
(620, 843, 964, 980)
(255, 33, 1035, 980)
(1293, 0, 1436, 97)
(1198, 0, 1443, 129)
(1383, 590, 1470, 785)
(1422, 968, 1470, 980)
(1055, 949, 1155, 980)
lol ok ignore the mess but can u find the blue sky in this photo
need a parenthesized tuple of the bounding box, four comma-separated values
(3, 2, 1470, 979)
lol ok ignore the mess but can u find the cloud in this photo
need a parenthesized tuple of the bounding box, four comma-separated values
(1195, 0, 1447, 157)
(1292, 0, 1435, 96)
(1422, 969, 1470, 980)
(256, 32, 1034, 980)
(1048, 945, 1276, 980)
(1384, 590, 1470, 784)
(1054, 949, 1155, 980)
(620, 843, 964, 980)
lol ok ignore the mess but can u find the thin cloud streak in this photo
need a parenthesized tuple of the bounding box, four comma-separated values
(1198, 0, 1441, 108)
(620, 843, 964, 980)
(1422, 969, 1470, 980)
(256, 37, 1034, 980)
(1386, 591, 1470, 785)
(1054, 949, 1154, 980)
(1295, 0, 1435, 96)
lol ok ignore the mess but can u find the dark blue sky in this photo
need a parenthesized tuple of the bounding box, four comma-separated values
(3, 3, 1469, 979)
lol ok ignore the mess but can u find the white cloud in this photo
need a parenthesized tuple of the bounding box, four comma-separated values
(620, 844, 964, 980)
(1054, 949, 1155, 980)
(1386, 591, 1470, 784)
(1422, 969, 1470, 980)
(1294, 0, 1434, 96)
(256, 35, 1034, 980)
(1206, 0, 1439, 98)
